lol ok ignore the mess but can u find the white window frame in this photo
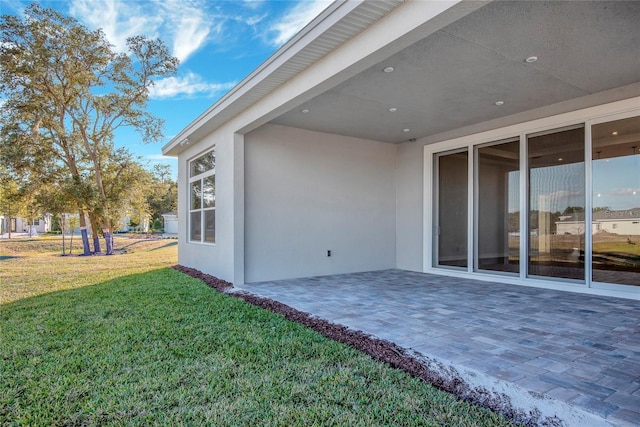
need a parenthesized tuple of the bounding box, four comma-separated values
(188, 148, 216, 244)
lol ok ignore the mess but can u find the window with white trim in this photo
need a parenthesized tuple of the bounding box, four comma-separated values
(189, 149, 215, 243)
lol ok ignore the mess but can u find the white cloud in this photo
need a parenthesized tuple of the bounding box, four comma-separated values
(148, 72, 236, 99)
(68, 0, 214, 63)
(546, 190, 584, 200)
(1, 0, 26, 16)
(171, 14, 211, 63)
(242, 0, 267, 11)
(268, 0, 331, 46)
(69, 0, 157, 53)
(602, 188, 640, 197)
(245, 13, 268, 27)
(66, 0, 332, 62)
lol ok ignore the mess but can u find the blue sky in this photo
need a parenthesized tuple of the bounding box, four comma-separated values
(1, 0, 331, 177)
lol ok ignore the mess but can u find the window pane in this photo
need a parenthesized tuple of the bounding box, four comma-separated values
(476, 140, 520, 274)
(190, 211, 201, 242)
(592, 116, 640, 286)
(436, 150, 468, 268)
(190, 150, 215, 177)
(204, 209, 215, 243)
(191, 181, 202, 210)
(528, 126, 585, 280)
(203, 175, 215, 208)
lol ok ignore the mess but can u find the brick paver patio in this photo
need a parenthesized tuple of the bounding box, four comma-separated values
(240, 270, 640, 426)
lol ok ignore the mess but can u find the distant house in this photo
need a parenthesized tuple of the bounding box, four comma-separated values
(555, 214, 587, 236)
(162, 1, 640, 299)
(558, 209, 640, 236)
(594, 209, 640, 236)
(161, 211, 178, 234)
(117, 214, 150, 233)
(0, 214, 52, 236)
(0, 215, 7, 235)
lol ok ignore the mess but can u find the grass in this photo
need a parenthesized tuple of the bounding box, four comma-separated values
(0, 235, 178, 304)
(1, 237, 515, 426)
(593, 241, 640, 257)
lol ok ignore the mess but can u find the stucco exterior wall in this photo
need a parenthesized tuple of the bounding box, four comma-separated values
(395, 140, 425, 271)
(244, 124, 397, 283)
(176, 123, 243, 284)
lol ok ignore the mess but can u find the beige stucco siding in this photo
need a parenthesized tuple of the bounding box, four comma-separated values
(244, 124, 397, 282)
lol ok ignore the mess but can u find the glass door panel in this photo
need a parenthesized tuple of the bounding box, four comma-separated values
(436, 150, 468, 268)
(592, 116, 640, 286)
(528, 126, 585, 280)
(476, 139, 520, 274)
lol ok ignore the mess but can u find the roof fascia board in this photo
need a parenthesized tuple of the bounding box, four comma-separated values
(163, 0, 366, 155)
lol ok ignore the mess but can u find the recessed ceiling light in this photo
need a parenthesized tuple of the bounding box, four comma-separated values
(494, 101, 504, 106)
(558, 157, 563, 162)
(611, 131, 618, 135)
(403, 128, 410, 133)
(301, 109, 309, 113)
(383, 66, 394, 73)
(388, 107, 397, 112)
(525, 56, 538, 63)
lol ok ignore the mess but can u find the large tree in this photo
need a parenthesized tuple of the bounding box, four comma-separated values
(0, 4, 178, 254)
(100, 147, 154, 234)
(0, 166, 27, 239)
(147, 163, 178, 224)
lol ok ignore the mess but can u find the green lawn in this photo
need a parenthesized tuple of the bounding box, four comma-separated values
(1, 237, 514, 426)
(0, 236, 178, 304)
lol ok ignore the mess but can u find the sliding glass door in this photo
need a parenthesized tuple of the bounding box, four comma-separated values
(475, 139, 520, 274)
(591, 117, 640, 286)
(435, 150, 468, 268)
(527, 126, 585, 281)
(432, 113, 639, 289)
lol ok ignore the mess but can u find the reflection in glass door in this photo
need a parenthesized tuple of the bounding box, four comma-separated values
(475, 139, 520, 274)
(435, 150, 468, 268)
(528, 126, 585, 281)
(431, 113, 639, 290)
(592, 116, 640, 286)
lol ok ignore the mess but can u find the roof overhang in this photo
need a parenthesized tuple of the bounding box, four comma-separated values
(164, 0, 640, 156)
(163, 0, 409, 156)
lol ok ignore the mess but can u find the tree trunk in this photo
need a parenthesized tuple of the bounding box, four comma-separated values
(69, 224, 74, 255)
(93, 234, 101, 253)
(103, 218, 113, 255)
(104, 229, 113, 255)
(78, 208, 92, 255)
(89, 212, 101, 253)
(61, 213, 66, 256)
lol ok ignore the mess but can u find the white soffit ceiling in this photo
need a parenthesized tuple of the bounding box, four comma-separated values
(270, 1, 640, 144)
